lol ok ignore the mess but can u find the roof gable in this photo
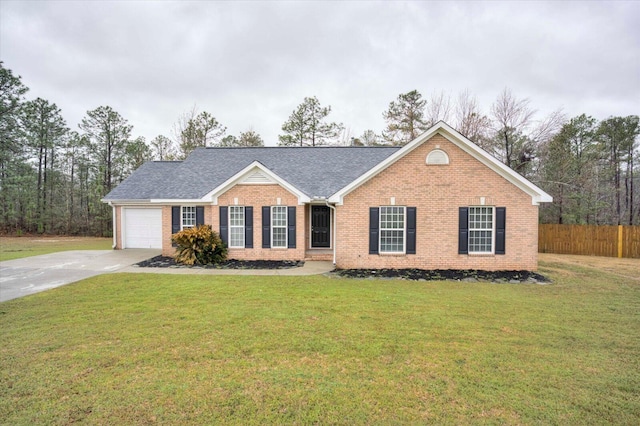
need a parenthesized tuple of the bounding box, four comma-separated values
(201, 161, 311, 205)
(328, 121, 553, 205)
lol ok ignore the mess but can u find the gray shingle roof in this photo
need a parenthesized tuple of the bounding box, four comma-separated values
(103, 146, 401, 201)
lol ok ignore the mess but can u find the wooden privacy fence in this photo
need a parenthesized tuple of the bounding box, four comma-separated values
(539, 224, 640, 258)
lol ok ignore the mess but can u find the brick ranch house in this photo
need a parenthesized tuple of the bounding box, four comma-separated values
(103, 121, 552, 271)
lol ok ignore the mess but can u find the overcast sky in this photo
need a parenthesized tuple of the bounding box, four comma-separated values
(1, 0, 638, 146)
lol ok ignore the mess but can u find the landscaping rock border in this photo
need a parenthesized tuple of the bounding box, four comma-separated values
(135, 255, 304, 270)
(332, 268, 550, 284)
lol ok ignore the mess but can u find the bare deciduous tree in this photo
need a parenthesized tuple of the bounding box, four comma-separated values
(172, 106, 226, 158)
(150, 135, 177, 160)
(425, 90, 453, 127)
(490, 88, 565, 177)
(454, 90, 492, 148)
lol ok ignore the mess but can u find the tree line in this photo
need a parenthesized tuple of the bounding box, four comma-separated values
(1, 61, 638, 237)
(0, 63, 264, 236)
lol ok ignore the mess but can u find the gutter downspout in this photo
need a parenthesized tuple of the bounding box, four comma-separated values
(109, 202, 116, 249)
(325, 200, 337, 266)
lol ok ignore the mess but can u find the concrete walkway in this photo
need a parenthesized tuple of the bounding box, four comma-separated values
(117, 261, 335, 276)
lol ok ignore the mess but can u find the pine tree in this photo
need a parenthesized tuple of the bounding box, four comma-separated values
(278, 97, 343, 146)
(382, 90, 428, 145)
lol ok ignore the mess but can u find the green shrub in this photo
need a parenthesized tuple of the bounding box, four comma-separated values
(171, 225, 227, 265)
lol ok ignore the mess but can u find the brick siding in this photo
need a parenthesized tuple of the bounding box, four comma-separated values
(334, 134, 539, 271)
(161, 185, 306, 260)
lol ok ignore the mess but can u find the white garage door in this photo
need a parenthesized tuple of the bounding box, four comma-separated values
(123, 208, 162, 249)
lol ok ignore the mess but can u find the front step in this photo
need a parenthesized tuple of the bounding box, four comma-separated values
(305, 250, 333, 261)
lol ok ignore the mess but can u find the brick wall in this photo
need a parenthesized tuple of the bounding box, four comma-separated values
(161, 184, 306, 260)
(161, 205, 174, 255)
(160, 205, 215, 255)
(334, 134, 540, 271)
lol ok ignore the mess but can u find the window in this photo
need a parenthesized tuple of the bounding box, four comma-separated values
(229, 206, 245, 248)
(379, 206, 405, 253)
(271, 206, 287, 248)
(182, 206, 196, 229)
(468, 206, 493, 253)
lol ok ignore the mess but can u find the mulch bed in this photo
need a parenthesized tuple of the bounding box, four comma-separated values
(135, 256, 549, 283)
(135, 255, 304, 269)
(332, 268, 550, 284)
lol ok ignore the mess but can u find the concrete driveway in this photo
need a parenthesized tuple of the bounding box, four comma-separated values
(0, 249, 160, 302)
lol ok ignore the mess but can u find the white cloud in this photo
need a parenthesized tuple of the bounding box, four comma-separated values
(1, 0, 638, 145)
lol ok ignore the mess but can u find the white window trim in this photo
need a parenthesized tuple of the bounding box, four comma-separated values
(229, 206, 245, 248)
(379, 205, 406, 254)
(181, 206, 196, 230)
(271, 206, 288, 249)
(468, 206, 495, 255)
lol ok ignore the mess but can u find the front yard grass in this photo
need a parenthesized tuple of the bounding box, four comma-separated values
(1, 258, 639, 424)
(0, 236, 112, 261)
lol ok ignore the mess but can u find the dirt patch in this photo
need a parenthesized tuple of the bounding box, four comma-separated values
(539, 253, 640, 281)
(136, 255, 304, 270)
(332, 268, 549, 284)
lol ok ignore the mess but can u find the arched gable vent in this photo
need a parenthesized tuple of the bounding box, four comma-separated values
(426, 149, 449, 165)
(240, 168, 275, 184)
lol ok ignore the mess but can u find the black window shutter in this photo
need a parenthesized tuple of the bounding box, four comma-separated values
(287, 206, 296, 248)
(406, 207, 416, 255)
(219, 206, 228, 245)
(495, 207, 506, 255)
(458, 207, 469, 254)
(171, 206, 181, 247)
(262, 206, 270, 248)
(171, 206, 181, 234)
(369, 207, 379, 255)
(196, 206, 205, 226)
(245, 207, 253, 248)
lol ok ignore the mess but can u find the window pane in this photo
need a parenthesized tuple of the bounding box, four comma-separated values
(380, 230, 404, 252)
(230, 206, 244, 226)
(272, 227, 286, 248)
(468, 207, 493, 253)
(271, 206, 287, 248)
(379, 206, 405, 253)
(380, 206, 404, 229)
(182, 206, 196, 228)
(230, 227, 244, 247)
(272, 206, 287, 227)
(229, 206, 245, 247)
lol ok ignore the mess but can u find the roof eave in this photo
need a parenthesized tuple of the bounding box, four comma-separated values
(101, 198, 205, 204)
(101, 198, 153, 204)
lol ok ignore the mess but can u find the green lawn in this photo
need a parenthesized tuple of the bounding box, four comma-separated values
(1, 260, 639, 424)
(0, 236, 112, 261)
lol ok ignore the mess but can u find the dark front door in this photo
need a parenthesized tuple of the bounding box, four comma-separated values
(311, 206, 331, 248)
